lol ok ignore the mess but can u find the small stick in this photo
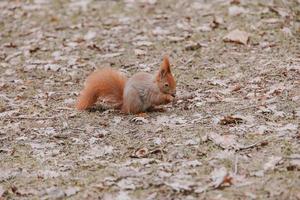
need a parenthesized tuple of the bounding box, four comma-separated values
(284, 156, 300, 160)
(2, 116, 56, 120)
(234, 155, 238, 175)
(55, 107, 74, 110)
(236, 137, 270, 151)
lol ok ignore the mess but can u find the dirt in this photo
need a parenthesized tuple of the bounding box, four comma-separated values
(0, 0, 300, 199)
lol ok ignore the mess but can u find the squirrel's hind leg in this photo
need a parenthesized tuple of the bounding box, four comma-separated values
(122, 89, 145, 114)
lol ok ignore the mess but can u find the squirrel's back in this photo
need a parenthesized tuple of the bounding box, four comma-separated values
(122, 72, 159, 113)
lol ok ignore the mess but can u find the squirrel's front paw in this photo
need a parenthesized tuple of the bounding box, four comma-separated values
(165, 94, 175, 103)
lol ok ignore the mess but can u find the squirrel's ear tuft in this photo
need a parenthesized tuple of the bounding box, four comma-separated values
(159, 56, 171, 77)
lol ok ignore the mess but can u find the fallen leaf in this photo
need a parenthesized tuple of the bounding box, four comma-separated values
(282, 27, 293, 37)
(287, 155, 300, 171)
(223, 29, 250, 45)
(185, 42, 202, 50)
(295, 107, 300, 117)
(114, 191, 133, 200)
(134, 49, 147, 56)
(130, 116, 149, 124)
(153, 137, 162, 145)
(5, 51, 22, 62)
(184, 138, 200, 146)
(231, 84, 242, 92)
(13, 188, 38, 196)
(4, 69, 15, 75)
(182, 160, 202, 167)
(212, 15, 224, 28)
(194, 184, 210, 193)
(37, 170, 61, 178)
(214, 150, 235, 160)
(263, 156, 282, 171)
(81, 146, 114, 160)
(0, 186, 5, 197)
(3, 42, 17, 48)
(117, 178, 136, 190)
(176, 21, 191, 31)
(262, 18, 282, 24)
(64, 187, 80, 197)
(167, 36, 186, 42)
(230, 0, 240, 4)
(87, 43, 102, 51)
(228, 6, 246, 16)
(44, 64, 61, 71)
(84, 31, 96, 41)
(196, 24, 212, 32)
(145, 193, 157, 200)
(165, 179, 194, 191)
(256, 125, 271, 135)
(132, 147, 149, 158)
(133, 41, 153, 47)
(155, 115, 187, 127)
(277, 123, 298, 136)
(219, 116, 243, 125)
(158, 170, 172, 178)
(117, 167, 139, 178)
(270, 7, 290, 18)
(152, 27, 170, 35)
(208, 132, 241, 149)
(251, 170, 264, 177)
(45, 187, 65, 199)
(210, 167, 233, 188)
(100, 53, 122, 58)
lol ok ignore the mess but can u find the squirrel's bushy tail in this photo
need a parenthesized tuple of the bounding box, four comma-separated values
(76, 68, 127, 110)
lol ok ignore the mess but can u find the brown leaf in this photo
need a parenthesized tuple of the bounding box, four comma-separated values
(231, 84, 242, 92)
(269, 7, 290, 18)
(211, 16, 224, 28)
(87, 43, 102, 52)
(223, 29, 250, 45)
(185, 42, 202, 51)
(132, 147, 149, 158)
(3, 42, 17, 48)
(219, 116, 243, 125)
(230, 0, 240, 4)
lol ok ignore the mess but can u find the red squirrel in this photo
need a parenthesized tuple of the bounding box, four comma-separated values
(76, 56, 176, 114)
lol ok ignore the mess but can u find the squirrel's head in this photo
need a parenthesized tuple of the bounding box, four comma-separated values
(156, 56, 176, 97)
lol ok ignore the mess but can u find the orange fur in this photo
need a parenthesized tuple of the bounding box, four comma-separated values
(76, 68, 127, 110)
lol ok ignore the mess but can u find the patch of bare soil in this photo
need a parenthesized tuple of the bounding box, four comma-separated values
(0, 0, 299, 199)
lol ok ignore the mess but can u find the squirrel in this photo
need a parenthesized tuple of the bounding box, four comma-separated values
(76, 56, 176, 114)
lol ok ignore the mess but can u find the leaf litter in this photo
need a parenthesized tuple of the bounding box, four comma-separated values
(0, 0, 299, 199)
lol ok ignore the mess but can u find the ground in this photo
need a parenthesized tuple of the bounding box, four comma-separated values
(0, 0, 300, 199)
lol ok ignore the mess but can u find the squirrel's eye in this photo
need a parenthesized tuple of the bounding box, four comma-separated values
(164, 83, 169, 87)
